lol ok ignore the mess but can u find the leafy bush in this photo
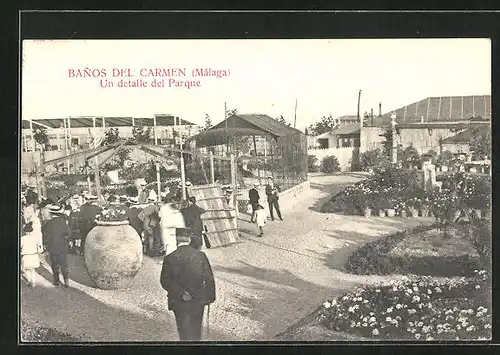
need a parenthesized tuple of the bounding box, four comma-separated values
(318, 272, 491, 340)
(399, 146, 421, 168)
(321, 155, 341, 173)
(308, 155, 320, 172)
(359, 148, 390, 171)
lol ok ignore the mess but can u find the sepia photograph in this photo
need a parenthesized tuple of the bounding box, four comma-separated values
(20, 38, 492, 343)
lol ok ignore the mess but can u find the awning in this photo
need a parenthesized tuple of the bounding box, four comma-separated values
(186, 128, 274, 147)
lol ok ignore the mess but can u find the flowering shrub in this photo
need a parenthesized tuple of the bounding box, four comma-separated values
(95, 204, 128, 222)
(318, 271, 491, 340)
(322, 155, 341, 173)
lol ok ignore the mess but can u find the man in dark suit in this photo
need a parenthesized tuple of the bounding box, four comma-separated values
(265, 176, 283, 221)
(78, 195, 102, 255)
(181, 196, 206, 250)
(43, 205, 71, 287)
(160, 232, 216, 341)
(248, 183, 260, 223)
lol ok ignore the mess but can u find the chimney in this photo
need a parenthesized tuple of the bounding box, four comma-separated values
(379, 102, 382, 117)
(370, 108, 374, 126)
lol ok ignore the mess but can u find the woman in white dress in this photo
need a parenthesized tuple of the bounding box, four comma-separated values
(21, 222, 41, 287)
(23, 193, 44, 253)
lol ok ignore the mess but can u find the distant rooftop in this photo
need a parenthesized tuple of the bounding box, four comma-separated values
(372, 95, 491, 126)
(22, 114, 196, 129)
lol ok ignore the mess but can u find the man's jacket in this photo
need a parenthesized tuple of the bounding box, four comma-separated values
(181, 204, 206, 233)
(160, 245, 216, 310)
(43, 216, 71, 255)
(248, 188, 260, 203)
(265, 184, 280, 202)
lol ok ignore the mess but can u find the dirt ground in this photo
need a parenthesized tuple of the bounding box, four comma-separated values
(20, 173, 433, 342)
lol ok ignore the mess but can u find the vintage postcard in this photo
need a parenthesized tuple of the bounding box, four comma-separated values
(20, 38, 491, 343)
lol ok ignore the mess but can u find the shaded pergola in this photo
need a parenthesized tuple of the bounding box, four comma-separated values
(38, 139, 232, 206)
(187, 114, 308, 191)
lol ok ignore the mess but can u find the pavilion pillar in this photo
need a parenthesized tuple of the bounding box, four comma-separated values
(153, 116, 158, 145)
(156, 162, 161, 202)
(209, 151, 215, 183)
(94, 156, 102, 206)
(230, 153, 238, 216)
(180, 151, 186, 200)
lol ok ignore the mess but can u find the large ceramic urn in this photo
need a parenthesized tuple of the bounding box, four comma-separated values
(84, 220, 143, 290)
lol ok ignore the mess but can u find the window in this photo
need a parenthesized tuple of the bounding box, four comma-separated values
(342, 138, 352, 148)
(353, 138, 360, 148)
(71, 137, 80, 146)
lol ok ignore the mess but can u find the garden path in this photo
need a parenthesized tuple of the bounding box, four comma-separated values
(21, 173, 434, 342)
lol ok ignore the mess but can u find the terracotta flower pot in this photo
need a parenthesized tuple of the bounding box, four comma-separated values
(420, 208, 429, 218)
(474, 209, 482, 218)
(400, 210, 407, 218)
(409, 208, 419, 218)
(84, 220, 143, 290)
(378, 209, 385, 217)
(363, 208, 372, 217)
(385, 208, 396, 217)
(482, 209, 491, 219)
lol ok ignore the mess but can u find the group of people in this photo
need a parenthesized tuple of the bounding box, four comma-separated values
(247, 176, 283, 237)
(21, 181, 217, 342)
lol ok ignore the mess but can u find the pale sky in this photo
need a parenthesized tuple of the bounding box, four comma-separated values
(22, 39, 491, 131)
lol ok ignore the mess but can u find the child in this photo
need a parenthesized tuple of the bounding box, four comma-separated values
(255, 204, 266, 237)
(21, 222, 41, 287)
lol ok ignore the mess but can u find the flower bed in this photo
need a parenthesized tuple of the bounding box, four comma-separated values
(323, 169, 491, 217)
(318, 271, 491, 340)
(95, 205, 128, 222)
(345, 224, 482, 277)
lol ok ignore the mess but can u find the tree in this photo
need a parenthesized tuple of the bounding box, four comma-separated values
(399, 146, 421, 168)
(132, 126, 152, 143)
(308, 114, 337, 136)
(226, 108, 238, 117)
(33, 127, 49, 150)
(203, 114, 212, 131)
(470, 125, 491, 159)
(103, 127, 121, 145)
(359, 148, 390, 171)
(321, 155, 341, 173)
(275, 115, 291, 126)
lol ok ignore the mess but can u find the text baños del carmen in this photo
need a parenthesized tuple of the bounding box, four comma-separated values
(140, 68, 187, 77)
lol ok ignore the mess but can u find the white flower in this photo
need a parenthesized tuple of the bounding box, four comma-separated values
(484, 324, 491, 329)
(415, 333, 421, 339)
(369, 317, 376, 323)
(386, 316, 392, 322)
(434, 287, 442, 293)
(413, 286, 419, 292)
(387, 307, 393, 313)
(407, 289, 413, 294)
(396, 304, 402, 309)
(375, 289, 381, 293)
(342, 296, 349, 301)
(362, 323, 368, 327)
(426, 336, 434, 341)
(323, 301, 331, 308)
(348, 306, 356, 313)
(427, 289, 432, 294)
(331, 300, 337, 306)
(475, 285, 481, 289)
(363, 299, 369, 303)
(372, 329, 379, 336)
(412, 295, 421, 303)
(392, 286, 398, 292)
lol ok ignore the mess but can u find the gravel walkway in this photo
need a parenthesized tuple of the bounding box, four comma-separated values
(20, 173, 434, 342)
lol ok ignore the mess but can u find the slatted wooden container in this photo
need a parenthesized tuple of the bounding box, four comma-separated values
(190, 184, 240, 249)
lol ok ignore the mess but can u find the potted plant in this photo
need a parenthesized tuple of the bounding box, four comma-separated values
(376, 197, 392, 217)
(407, 197, 420, 217)
(84, 204, 143, 290)
(362, 195, 373, 217)
(420, 196, 430, 217)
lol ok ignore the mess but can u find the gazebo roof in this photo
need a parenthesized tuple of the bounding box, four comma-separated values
(210, 114, 303, 138)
